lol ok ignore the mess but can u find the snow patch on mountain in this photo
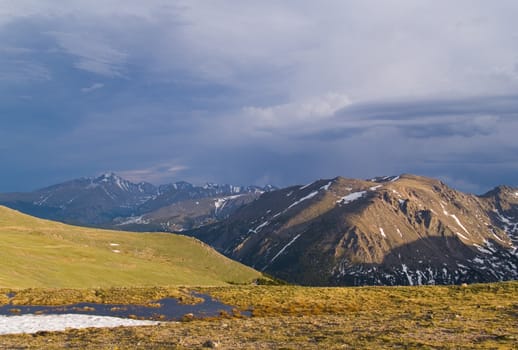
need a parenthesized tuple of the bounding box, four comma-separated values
(320, 181, 333, 191)
(287, 191, 319, 210)
(454, 231, 469, 241)
(254, 221, 270, 232)
(115, 216, 149, 226)
(441, 203, 471, 237)
(214, 194, 246, 214)
(401, 264, 413, 286)
(336, 191, 366, 205)
(34, 194, 52, 206)
(299, 182, 313, 190)
(269, 234, 302, 264)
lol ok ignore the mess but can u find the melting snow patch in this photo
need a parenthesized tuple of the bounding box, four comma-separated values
(287, 191, 319, 209)
(299, 182, 313, 190)
(450, 215, 470, 236)
(494, 209, 513, 226)
(112, 250, 120, 253)
(455, 232, 469, 241)
(369, 185, 382, 191)
(254, 221, 270, 232)
(441, 204, 471, 237)
(270, 234, 302, 264)
(390, 176, 400, 182)
(214, 198, 226, 212)
(320, 181, 333, 191)
(116, 216, 149, 226)
(379, 227, 386, 238)
(336, 191, 366, 205)
(214, 195, 244, 213)
(473, 244, 492, 255)
(0, 314, 159, 335)
(109, 243, 119, 247)
(491, 231, 505, 243)
(286, 191, 293, 197)
(401, 264, 413, 286)
(396, 228, 403, 238)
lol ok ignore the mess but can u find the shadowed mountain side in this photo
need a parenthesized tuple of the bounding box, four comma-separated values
(186, 174, 518, 286)
(328, 237, 518, 286)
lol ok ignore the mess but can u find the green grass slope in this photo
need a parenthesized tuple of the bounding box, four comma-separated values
(0, 206, 262, 288)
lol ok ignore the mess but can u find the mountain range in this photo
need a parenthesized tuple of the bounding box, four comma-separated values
(1, 173, 517, 286)
(0, 173, 275, 231)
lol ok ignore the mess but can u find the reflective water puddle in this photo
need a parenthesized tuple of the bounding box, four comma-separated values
(0, 293, 244, 321)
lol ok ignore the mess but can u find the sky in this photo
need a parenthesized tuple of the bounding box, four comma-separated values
(1, 0, 518, 193)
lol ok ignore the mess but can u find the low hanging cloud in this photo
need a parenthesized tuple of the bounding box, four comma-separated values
(298, 95, 518, 141)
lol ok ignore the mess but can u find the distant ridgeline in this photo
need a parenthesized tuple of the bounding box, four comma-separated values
(0, 173, 276, 231)
(1, 173, 517, 286)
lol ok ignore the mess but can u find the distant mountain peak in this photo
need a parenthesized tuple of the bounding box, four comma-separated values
(93, 172, 122, 182)
(366, 174, 402, 183)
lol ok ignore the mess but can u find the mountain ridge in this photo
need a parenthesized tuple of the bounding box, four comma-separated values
(185, 173, 518, 286)
(0, 173, 276, 230)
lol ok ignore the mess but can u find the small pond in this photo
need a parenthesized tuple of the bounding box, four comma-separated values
(0, 293, 246, 321)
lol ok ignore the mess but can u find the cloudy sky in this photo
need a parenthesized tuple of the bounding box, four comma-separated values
(1, 0, 518, 193)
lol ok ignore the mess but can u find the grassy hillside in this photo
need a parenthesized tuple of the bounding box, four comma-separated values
(0, 206, 262, 288)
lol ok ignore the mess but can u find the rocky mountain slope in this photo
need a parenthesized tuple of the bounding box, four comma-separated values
(0, 173, 273, 230)
(187, 174, 518, 286)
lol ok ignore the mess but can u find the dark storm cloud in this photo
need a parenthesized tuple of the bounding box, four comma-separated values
(300, 95, 516, 141)
(341, 95, 518, 120)
(1, 1, 518, 193)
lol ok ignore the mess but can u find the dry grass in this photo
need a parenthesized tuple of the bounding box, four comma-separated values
(0, 287, 202, 306)
(0, 282, 516, 349)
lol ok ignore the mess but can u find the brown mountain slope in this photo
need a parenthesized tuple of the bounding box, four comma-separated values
(187, 174, 518, 286)
(113, 192, 261, 232)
